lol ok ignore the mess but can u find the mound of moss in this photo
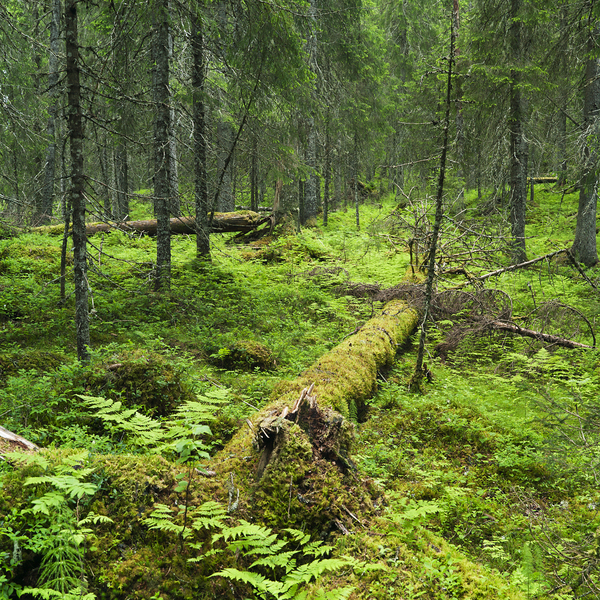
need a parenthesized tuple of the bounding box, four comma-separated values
(0, 350, 65, 384)
(84, 349, 196, 416)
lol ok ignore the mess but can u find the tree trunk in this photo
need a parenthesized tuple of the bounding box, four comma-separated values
(250, 131, 259, 213)
(323, 117, 331, 227)
(65, 0, 90, 361)
(413, 16, 454, 389)
(509, 0, 528, 264)
(40, 0, 61, 225)
(153, 0, 172, 290)
(557, 4, 569, 188)
(572, 25, 600, 267)
(169, 109, 180, 217)
(208, 300, 418, 527)
(304, 117, 318, 224)
(114, 140, 129, 221)
(113, 2, 132, 222)
(354, 132, 360, 231)
(192, 9, 210, 258)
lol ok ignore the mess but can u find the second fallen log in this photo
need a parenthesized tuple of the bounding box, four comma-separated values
(32, 212, 271, 237)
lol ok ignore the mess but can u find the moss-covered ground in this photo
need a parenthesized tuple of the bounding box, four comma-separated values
(1, 185, 600, 599)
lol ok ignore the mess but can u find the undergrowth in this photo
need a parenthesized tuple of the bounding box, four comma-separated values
(1, 187, 600, 598)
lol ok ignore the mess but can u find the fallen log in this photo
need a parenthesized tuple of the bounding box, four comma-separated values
(0, 425, 39, 457)
(31, 211, 272, 237)
(208, 300, 419, 531)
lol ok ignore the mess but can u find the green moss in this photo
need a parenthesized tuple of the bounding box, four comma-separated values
(273, 300, 419, 418)
(0, 349, 65, 384)
(84, 349, 196, 416)
(209, 339, 276, 371)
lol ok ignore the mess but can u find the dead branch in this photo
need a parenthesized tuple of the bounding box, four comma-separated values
(489, 320, 594, 349)
(448, 250, 569, 287)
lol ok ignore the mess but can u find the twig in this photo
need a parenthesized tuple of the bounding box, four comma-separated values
(341, 504, 364, 528)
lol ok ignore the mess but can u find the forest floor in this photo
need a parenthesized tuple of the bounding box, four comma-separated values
(1, 184, 600, 600)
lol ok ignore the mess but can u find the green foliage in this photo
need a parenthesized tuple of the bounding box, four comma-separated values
(212, 523, 355, 599)
(0, 450, 107, 598)
(78, 388, 228, 458)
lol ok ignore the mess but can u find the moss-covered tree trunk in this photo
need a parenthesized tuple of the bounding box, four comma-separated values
(210, 300, 418, 530)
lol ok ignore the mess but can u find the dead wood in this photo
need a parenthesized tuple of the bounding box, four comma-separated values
(31, 212, 271, 237)
(445, 248, 597, 290)
(445, 249, 569, 287)
(208, 300, 418, 530)
(488, 321, 594, 349)
(0, 425, 39, 456)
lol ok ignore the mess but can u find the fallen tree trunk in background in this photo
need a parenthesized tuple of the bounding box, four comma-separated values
(209, 299, 419, 532)
(31, 211, 271, 237)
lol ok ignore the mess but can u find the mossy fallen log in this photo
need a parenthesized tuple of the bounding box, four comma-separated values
(30, 211, 271, 237)
(209, 299, 419, 531)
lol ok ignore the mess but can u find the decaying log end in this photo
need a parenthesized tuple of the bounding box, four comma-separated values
(0, 425, 39, 462)
(254, 383, 354, 481)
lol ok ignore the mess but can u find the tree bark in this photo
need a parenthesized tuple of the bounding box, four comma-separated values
(250, 131, 259, 213)
(572, 23, 600, 267)
(207, 300, 419, 526)
(509, 0, 528, 264)
(153, 0, 172, 290)
(112, 1, 132, 222)
(413, 17, 454, 388)
(192, 9, 210, 258)
(323, 116, 331, 227)
(40, 0, 61, 225)
(489, 321, 593, 349)
(65, 0, 90, 361)
(68, 213, 269, 237)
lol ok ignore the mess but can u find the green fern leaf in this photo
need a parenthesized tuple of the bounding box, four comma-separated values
(210, 567, 270, 590)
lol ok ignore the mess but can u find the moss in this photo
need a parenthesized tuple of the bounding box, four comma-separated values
(86, 452, 229, 599)
(308, 528, 525, 600)
(0, 349, 65, 384)
(209, 339, 276, 371)
(273, 300, 419, 418)
(84, 349, 196, 416)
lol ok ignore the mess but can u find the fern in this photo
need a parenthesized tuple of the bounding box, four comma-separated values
(143, 503, 193, 539)
(77, 394, 164, 446)
(78, 392, 225, 458)
(210, 523, 355, 600)
(190, 500, 227, 530)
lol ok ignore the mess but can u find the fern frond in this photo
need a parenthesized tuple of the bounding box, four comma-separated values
(282, 528, 312, 546)
(210, 568, 271, 593)
(286, 557, 353, 585)
(313, 586, 355, 600)
(28, 491, 66, 515)
(170, 399, 218, 423)
(190, 500, 227, 530)
(302, 540, 334, 558)
(250, 552, 297, 572)
(142, 504, 192, 538)
(213, 520, 274, 544)
(79, 394, 164, 447)
(78, 511, 114, 526)
(25, 475, 97, 499)
(23, 587, 96, 600)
